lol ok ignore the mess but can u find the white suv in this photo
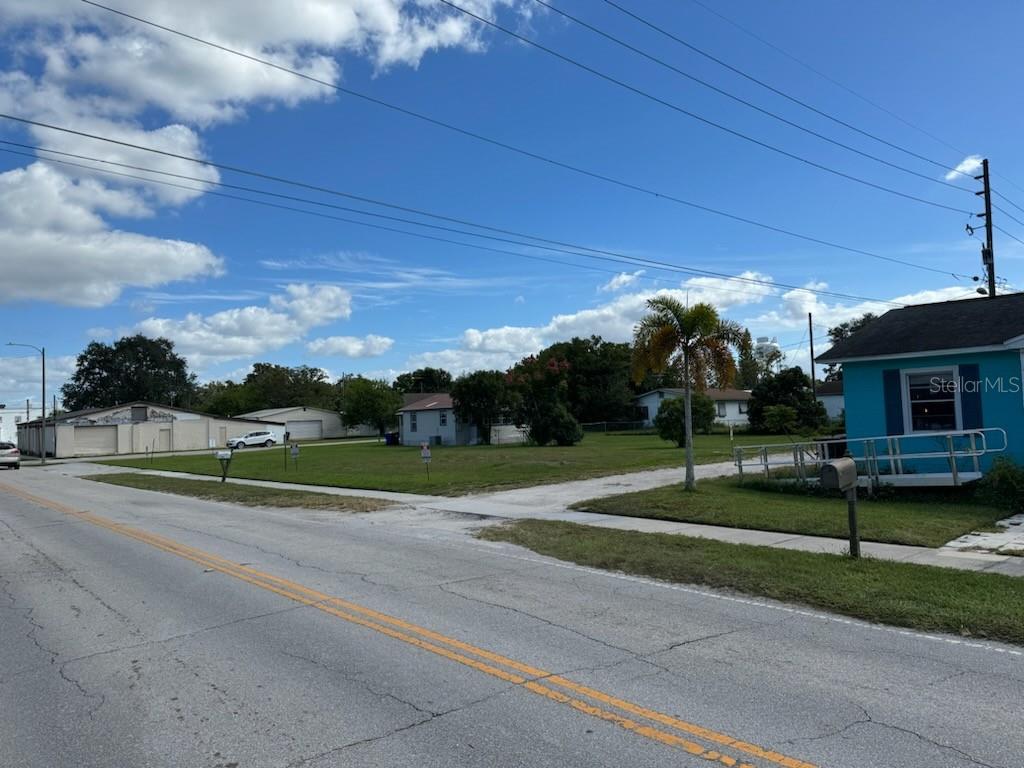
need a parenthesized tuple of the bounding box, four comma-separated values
(226, 430, 276, 449)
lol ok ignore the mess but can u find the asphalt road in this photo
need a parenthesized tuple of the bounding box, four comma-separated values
(1, 466, 1021, 768)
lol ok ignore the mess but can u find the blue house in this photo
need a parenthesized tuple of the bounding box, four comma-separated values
(815, 294, 1024, 485)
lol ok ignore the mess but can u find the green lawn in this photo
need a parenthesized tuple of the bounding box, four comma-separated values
(90, 473, 389, 513)
(101, 433, 773, 496)
(571, 478, 1007, 548)
(481, 520, 1024, 645)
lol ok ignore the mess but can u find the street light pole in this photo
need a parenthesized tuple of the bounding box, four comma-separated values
(7, 342, 45, 465)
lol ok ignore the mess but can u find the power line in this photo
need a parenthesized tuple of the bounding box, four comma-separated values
(994, 225, 1024, 250)
(540, 0, 971, 192)
(678, 0, 1024, 197)
(993, 204, 1024, 231)
(438, 0, 972, 215)
(679, 0, 967, 159)
(74, 2, 972, 278)
(994, 190, 1024, 216)
(5, 150, 871, 311)
(0, 113, 971, 280)
(0, 141, 905, 307)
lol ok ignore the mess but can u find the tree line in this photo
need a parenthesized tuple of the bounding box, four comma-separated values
(60, 310, 854, 449)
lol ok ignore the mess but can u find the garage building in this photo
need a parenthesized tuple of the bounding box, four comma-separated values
(17, 402, 283, 459)
(238, 406, 376, 440)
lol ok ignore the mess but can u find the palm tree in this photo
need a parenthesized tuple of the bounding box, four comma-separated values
(633, 298, 744, 490)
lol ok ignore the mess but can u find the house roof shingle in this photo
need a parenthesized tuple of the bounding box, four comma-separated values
(397, 394, 454, 412)
(814, 380, 844, 396)
(816, 294, 1024, 363)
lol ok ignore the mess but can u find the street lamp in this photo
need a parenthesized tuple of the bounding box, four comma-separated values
(7, 342, 45, 465)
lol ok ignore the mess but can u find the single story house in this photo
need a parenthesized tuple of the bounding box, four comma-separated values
(17, 401, 283, 458)
(236, 406, 375, 440)
(815, 294, 1024, 482)
(634, 388, 752, 428)
(815, 379, 845, 419)
(396, 393, 526, 446)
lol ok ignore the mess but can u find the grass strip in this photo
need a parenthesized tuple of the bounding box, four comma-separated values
(101, 434, 774, 496)
(480, 519, 1024, 646)
(90, 473, 389, 513)
(571, 478, 1007, 548)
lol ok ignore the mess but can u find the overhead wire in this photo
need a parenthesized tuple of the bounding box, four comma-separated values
(535, 0, 971, 193)
(677, 0, 1024, 197)
(437, 0, 972, 215)
(0, 140, 905, 307)
(0, 114, 971, 282)
(71, 2, 974, 279)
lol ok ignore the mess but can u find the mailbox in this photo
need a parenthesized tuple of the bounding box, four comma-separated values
(820, 457, 857, 492)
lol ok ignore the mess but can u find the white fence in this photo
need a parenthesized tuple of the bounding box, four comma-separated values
(734, 428, 1008, 487)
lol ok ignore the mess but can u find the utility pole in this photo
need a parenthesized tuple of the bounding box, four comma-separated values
(808, 312, 817, 398)
(975, 158, 996, 298)
(8, 343, 45, 464)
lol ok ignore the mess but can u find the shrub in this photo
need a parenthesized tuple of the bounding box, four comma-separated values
(528, 403, 584, 446)
(654, 392, 716, 447)
(762, 404, 798, 434)
(976, 457, 1024, 512)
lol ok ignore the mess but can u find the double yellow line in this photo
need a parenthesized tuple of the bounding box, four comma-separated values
(1, 482, 817, 768)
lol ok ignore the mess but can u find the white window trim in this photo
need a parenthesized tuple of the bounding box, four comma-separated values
(900, 365, 961, 435)
(410, 413, 418, 433)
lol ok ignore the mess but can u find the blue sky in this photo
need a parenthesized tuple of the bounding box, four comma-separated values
(1, 0, 1022, 407)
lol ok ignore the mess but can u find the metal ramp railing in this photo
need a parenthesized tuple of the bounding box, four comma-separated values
(733, 428, 1008, 488)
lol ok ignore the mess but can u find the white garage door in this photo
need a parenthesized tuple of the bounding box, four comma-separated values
(286, 420, 322, 441)
(74, 425, 118, 455)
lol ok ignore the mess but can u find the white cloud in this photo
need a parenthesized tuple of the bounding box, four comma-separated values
(133, 283, 354, 368)
(307, 334, 394, 357)
(748, 282, 979, 335)
(599, 270, 645, 292)
(0, 163, 223, 307)
(0, 354, 76, 409)
(410, 271, 775, 373)
(945, 154, 983, 181)
(514, 295, 525, 304)
(0, 1, 527, 307)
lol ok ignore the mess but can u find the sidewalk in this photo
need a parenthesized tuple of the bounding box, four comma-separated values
(59, 460, 1024, 577)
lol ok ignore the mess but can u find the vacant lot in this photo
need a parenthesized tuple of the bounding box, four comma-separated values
(91, 473, 389, 513)
(572, 478, 1008, 547)
(102, 433, 773, 495)
(482, 520, 1024, 645)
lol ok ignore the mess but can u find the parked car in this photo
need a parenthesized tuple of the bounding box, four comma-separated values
(226, 431, 276, 449)
(0, 442, 21, 469)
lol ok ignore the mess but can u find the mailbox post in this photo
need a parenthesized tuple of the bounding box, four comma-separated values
(215, 450, 233, 483)
(820, 456, 860, 558)
(420, 442, 432, 480)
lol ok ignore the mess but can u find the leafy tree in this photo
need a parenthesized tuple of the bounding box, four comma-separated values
(194, 380, 255, 417)
(338, 377, 402, 437)
(747, 367, 828, 434)
(507, 355, 583, 446)
(393, 367, 453, 394)
(762, 404, 799, 434)
(632, 299, 743, 490)
(733, 329, 760, 389)
(824, 314, 876, 381)
(654, 393, 715, 447)
(536, 336, 633, 423)
(450, 370, 508, 445)
(61, 335, 197, 411)
(243, 364, 334, 410)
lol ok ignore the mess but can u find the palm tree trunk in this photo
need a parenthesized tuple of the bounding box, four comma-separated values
(683, 348, 695, 490)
